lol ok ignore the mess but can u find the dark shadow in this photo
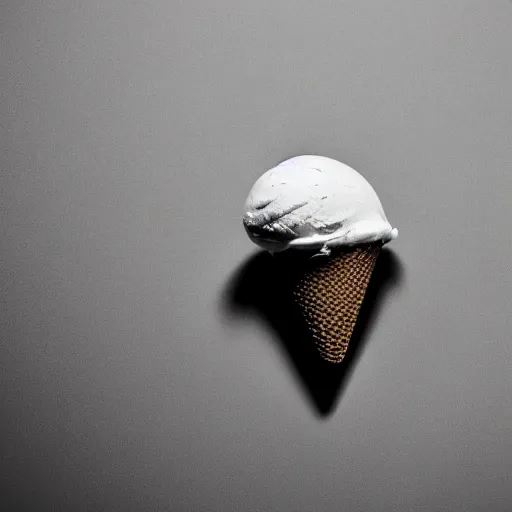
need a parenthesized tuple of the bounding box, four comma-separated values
(221, 248, 404, 417)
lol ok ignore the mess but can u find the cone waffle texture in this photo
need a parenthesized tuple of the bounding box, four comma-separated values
(292, 243, 381, 363)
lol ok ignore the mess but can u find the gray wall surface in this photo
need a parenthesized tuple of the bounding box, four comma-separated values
(1, 1, 512, 510)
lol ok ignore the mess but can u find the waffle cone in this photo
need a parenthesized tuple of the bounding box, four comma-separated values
(292, 243, 381, 363)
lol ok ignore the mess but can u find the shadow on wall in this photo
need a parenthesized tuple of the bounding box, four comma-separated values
(221, 248, 404, 417)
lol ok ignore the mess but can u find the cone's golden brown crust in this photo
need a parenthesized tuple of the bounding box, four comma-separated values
(292, 243, 381, 363)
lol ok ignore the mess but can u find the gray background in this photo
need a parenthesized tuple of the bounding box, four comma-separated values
(1, 0, 512, 510)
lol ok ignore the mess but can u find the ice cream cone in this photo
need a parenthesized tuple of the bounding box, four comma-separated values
(243, 155, 398, 364)
(292, 242, 381, 363)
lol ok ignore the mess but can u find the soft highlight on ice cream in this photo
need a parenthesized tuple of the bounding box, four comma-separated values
(243, 155, 398, 254)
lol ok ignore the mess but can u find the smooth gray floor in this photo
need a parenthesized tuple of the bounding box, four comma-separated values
(1, 1, 512, 510)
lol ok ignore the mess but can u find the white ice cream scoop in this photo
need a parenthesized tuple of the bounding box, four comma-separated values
(243, 155, 398, 254)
